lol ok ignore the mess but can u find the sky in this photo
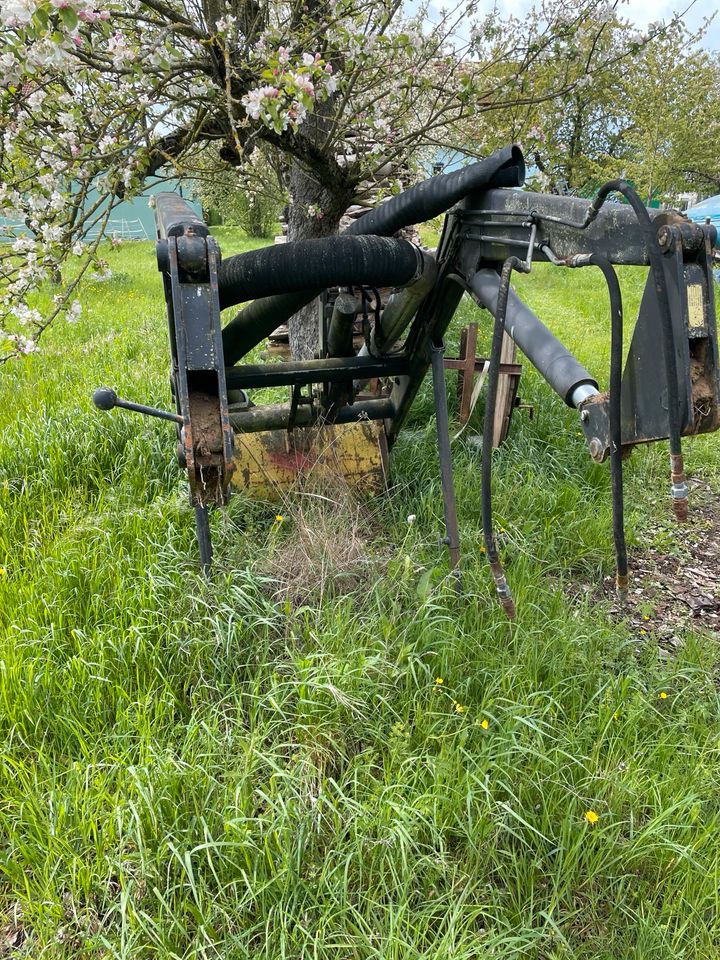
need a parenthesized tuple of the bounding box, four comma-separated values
(469, 0, 720, 50)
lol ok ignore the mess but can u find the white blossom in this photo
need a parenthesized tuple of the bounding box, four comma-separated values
(0, 0, 34, 26)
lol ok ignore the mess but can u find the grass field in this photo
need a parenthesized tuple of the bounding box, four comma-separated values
(1, 230, 719, 959)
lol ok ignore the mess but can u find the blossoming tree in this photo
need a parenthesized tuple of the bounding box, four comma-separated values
(0, 0, 655, 359)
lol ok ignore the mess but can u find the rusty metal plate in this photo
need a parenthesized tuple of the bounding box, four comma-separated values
(230, 421, 389, 499)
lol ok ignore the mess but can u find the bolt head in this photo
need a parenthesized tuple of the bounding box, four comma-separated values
(589, 437, 604, 461)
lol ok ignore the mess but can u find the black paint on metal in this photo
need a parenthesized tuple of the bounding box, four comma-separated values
(224, 354, 410, 390)
(92, 387, 183, 424)
(228, 397, 395, 433)
(327, 294, 360, 358)
(194, 504, 213, 577)
(468, 269, 598, 405)
(430, 343, 461, 585)
(155, 193, 209, 240)
(93, 170, 720, 589)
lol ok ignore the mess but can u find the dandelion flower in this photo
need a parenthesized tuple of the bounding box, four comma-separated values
(584, 810, 599, 825)
(480, 718, 489, 730)
(659, 691, 668, 700)
(275, 514, 284, 523)
(407, 514, 416, 525)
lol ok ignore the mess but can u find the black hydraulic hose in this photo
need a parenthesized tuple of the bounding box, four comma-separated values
(569, 180, 688, 521)
(217, 235, 421, 311)
(345, 144, 525, 238)
(220, 237, 421, 363)
(223, 290, 311, 365)
(482, 256, 529, 620)
(221, 144, 525, 363)
(586, 255, 628, 600)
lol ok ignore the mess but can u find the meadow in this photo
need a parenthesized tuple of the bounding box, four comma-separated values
(0, 228, 719, 959)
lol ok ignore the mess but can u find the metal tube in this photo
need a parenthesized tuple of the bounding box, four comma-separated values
(327, 294, 360, 357)
(469, 269, 598, 406)
(228, 398, 395, 433)
(569, 383, 599, 407)
(372, 250, 438, 352)
(224, 354, 409, 390)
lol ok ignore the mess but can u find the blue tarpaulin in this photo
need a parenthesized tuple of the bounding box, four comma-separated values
(686, 195, 720, 283)
(685, 195, 720, 236)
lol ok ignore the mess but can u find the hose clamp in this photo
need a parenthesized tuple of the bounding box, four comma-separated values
(410, 243, 426, 283)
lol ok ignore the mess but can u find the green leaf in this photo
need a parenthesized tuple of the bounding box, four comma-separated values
(416, 567, 434, 600)
(59, 6, 78, 30)
(33, 5, 49, 31)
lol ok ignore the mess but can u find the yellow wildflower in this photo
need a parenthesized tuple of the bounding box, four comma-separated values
(643, 614, 650, 621)
(275, 514, 284, 523)
(659, 691, 668, 700)
(639, 629, 647, 635)
(434, 677, 444, 685)
(0, 567, 5, 576)
(584, 810, 599, 825)
(454, 702, 465, 714)
(480, 718, 489, 730)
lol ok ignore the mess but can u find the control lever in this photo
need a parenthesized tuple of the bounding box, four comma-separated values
(92, 387, 182, 424)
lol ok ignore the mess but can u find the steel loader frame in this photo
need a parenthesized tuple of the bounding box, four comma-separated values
(93, 146, 719, 612)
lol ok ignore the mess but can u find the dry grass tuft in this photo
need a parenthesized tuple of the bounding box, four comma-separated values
(263, 475, 386, 607)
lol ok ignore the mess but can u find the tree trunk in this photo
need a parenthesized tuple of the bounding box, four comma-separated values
(286, 160, 352, 360)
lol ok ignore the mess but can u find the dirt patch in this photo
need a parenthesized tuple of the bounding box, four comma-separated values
(586, 479, 720, 654)
(0, 905, 25, 957)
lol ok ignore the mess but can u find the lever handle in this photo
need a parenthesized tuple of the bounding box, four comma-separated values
(92, 387, 183, 424)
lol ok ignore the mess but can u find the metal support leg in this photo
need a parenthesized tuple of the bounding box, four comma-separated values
(430, 342, 461, 587)
(194, 504, 213, 576)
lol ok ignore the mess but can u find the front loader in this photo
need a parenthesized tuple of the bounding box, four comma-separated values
(93, 145, 719, 615)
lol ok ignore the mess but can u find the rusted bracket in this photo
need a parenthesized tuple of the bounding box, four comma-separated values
(155, 194, 234, 507)
(444, 322, 524, 446)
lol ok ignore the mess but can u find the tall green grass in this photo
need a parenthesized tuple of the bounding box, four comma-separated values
(0, 233, 718, 958)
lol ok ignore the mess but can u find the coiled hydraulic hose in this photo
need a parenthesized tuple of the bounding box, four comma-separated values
(221, 145, 526, 364)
